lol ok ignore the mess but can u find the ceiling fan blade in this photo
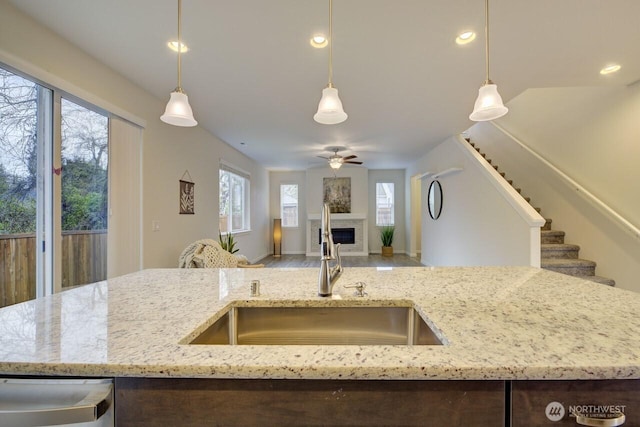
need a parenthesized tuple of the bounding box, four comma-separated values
(317, 155, 329, 160)
(345, 161, 363, 165)
(342, 155, 357, 160)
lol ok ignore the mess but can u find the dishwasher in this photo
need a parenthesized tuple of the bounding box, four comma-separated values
(0, 378, 113, 427)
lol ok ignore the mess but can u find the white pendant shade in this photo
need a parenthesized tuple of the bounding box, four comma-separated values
(469, 83, 508, 122)
(314, 87, 348, 125)
(161, 91, 198, 127)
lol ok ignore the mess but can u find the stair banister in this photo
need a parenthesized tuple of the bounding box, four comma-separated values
(457, 134, 544, 267)
(490, 122, 640, 242)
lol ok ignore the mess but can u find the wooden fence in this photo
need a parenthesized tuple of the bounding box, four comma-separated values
(0, 230, 107, 308)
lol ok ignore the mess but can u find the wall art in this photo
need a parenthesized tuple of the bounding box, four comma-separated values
(323, 177, 351, 213)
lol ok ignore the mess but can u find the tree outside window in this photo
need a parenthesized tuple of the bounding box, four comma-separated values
(0, 68, 38, 234)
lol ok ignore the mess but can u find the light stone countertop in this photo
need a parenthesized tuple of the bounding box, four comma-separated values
(0, 266, 639, 380)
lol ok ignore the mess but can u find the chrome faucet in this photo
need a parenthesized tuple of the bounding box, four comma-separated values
(318, 203, 343, 296)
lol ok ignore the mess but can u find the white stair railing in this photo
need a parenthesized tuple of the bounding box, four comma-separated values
(490, 121, 640, 242)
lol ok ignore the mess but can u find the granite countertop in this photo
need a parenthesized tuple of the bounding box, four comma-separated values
(0, 266, 639, 380)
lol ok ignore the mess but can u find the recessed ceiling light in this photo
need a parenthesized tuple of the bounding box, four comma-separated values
(600, 64, 621, 75)
(456, 31, 476, 45)
(167, 41, 189, 53)
(310, 34, 328, 48)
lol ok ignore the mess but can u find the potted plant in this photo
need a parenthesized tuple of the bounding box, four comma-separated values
(219, 231, 239, 254)
(380, 225, 395, 257)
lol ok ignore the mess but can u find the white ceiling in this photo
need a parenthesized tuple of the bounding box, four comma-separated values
(9, 0, 640, 170)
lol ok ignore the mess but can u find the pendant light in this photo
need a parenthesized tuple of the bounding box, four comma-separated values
(161, 0, 197, 127)
(314, 0, 348, 125)
(469, 0, 508, 122)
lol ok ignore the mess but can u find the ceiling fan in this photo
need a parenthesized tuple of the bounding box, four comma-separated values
(317, 146, 363, 170)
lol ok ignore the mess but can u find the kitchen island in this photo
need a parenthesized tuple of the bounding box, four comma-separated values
(1, 266, 639, 425)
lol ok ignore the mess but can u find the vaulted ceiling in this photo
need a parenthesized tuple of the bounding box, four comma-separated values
(10, 0, 640, 170)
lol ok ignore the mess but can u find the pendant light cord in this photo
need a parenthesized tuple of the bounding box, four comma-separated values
(328, 0, 334, 88)
(484, 0, 491, 84)
(177, 0, 183, 92)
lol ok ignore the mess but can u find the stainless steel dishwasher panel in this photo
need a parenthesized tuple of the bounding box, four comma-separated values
(0, 378, 113, 427)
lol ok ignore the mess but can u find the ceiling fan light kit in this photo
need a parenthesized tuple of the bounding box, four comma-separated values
(318, 147, 363, 170)
(469, 0, 508, 122)
(161, 0, 197, 127)
(314, 0, 347, 125)
(329, 157, 343, 169)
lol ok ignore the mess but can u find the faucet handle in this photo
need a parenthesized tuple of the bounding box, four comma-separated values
(344, 282, 367, 297)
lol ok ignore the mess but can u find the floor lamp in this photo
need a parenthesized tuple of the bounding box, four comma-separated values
(273, 219, 282, 257)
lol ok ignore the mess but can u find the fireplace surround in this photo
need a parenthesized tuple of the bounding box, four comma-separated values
(307, 213, 367, 256)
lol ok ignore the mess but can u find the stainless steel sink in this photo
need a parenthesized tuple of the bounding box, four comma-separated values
(188, 305, 443, 346)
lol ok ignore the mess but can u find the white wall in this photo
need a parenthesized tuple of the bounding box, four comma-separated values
(0, 1, 270, 267)
(271, 167, 409, 255)
(368, 169, 406, 253)
(406, 136, 540, 267)
(269, 171, 306, 254)
(467, 86, 640, 292)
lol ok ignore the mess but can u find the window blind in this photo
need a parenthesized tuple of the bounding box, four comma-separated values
(107, 117, 142, 278)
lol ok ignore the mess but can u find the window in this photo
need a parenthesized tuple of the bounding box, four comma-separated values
(280, 184, 298, 227)
(219, 164, 250, 233)
(60, 98, 109, 288)
(376, 182, 394, 226)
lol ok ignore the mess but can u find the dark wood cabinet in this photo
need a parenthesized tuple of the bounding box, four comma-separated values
(511, 380, 638, 426)
(115, 378, 505, 426)
(115, 377, 640, 426)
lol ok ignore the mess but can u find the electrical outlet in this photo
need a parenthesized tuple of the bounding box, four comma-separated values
(152, 220, 160, 232)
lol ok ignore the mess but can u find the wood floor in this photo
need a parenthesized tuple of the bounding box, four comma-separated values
(256, 254, 424, 268)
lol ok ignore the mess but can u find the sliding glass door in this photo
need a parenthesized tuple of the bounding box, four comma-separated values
(0, 67, 49, 306)
(0, 65, 109, 307)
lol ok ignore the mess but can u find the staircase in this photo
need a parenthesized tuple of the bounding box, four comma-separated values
(467, 139, 615, 286)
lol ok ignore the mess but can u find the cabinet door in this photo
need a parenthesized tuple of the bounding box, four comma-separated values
(116, 378, 505, 426)
(511, 380, 638, 426)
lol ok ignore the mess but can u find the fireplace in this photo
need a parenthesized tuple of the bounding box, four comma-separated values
(318, 227, 356, 245)
(307, 213, 367, 256)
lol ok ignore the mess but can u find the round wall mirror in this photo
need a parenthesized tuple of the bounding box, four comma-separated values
(428, 180, 443, 220)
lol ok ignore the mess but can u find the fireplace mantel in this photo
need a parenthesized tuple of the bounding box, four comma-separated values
(306, 213, 367, 221)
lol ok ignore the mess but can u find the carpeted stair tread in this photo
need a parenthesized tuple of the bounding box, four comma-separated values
(541, 243, 580, 259)
(541, 258, 596, 276)
(541, 230, 565, 244)
(541, 258, 595, 267)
